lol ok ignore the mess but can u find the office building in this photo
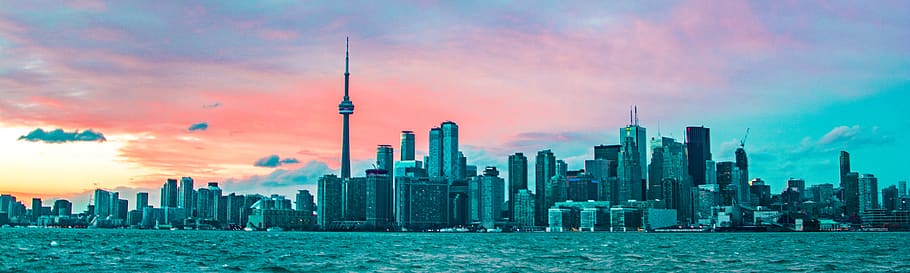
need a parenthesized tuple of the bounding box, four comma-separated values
(882, 185, 899, 212)
(428, 127, 443, 178)
(513, 189, 536, 228)
(508, 152, 528, 221)
(376, 144, 394, 176)
(317, 174, 343, 229)
(535, 149, 556, 226)
(468, 167, 505, 229)
(161, 178, 178, 208)
(400, 130, 415, 161)
(395, 176, 448, 230)
(441, 121, 460, 181)
(618, 108, 647, 201)
(94, 189, 111, 218)
(686, 126, 711, 186)
(365, 169, 394, 228)
(859, 174, 879, 213)
(343, 177, 367, 221)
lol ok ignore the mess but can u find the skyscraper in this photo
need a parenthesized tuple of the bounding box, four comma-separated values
(843, 172, 860, 218)
(178, 177, 195, 213)
(94, 189, 111, 218)
(513, 189, 536, 228)
(839, 151, 851, 183)
(30, 198, 41, 222)
(296, 190, 315, 213)
(428, 127, 443, 178)
(686, 126, 711, 186)
(594, 144, 621, 177)
(468, 167, 505, 229)
(395, 176, 448, 230)
(208, 182, 224, 221)
(136, 192, 149, 211)
(317, 174, 343, 229)
(735, 147, 748, 185)
(900, 181, 908, 197)
(619, 111, 647, 202)
(535, 149, 556, 226)
(508, 152, 528, 221)
(882, 185, 899, 211)
(859, 174, 879, 213)
(441, 121, 459, 181)
(161, 179, 178, 208)
(376, 144, 394, 175)
(365, 169, 394, 228)
(400, 131, 415, 161)
(338, 37, 355, 179)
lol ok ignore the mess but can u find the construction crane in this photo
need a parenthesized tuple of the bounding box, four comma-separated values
(740, 128, 750, 148)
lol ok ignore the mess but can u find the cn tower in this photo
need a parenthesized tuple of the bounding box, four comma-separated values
(338, 37, 354, 179)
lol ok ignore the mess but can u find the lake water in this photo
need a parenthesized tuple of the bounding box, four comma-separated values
(1, 229, 907, 272)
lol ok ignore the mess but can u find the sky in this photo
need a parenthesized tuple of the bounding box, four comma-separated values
(1, 1, 908, 210)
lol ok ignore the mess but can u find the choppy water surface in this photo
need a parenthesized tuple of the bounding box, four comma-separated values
(2, 229, 909, 272)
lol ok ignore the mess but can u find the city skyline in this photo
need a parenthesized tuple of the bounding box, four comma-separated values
(1, 2, 909, 210)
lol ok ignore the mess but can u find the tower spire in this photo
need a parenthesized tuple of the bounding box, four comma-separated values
(338, 36, 355, 179)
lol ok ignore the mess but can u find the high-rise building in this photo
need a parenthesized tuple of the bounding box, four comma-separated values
(377, 144, 394, 175)
(839, 151, 851, 183)
(400, 131, 415, 161)
(716, 161, 736, 205)
(365, 169, 394, 228)
(317, 174, 343, 229)
(556, 160, 568, 178)
(843, 172, 860, 218)
(296, 190, 315, 214)
(735, 146, 748, 185)
(513, 189, 536, 228)
(30, 198, 41, 222)
(648, 136, 692, 223)
(594, 145, 621, 178)
(338, 37, 355, 179)
(508, 152, 528, 221)
(178, 177, 194, 212)
(224, 193, 245, 226)
(900, 181, 907, 197)
(53, 200, 72, 216)
(136, 192, 149, 211)
(618, 108, 647, 201)
(94, 189, 111, 218)
(395, 176, 448, 230)
(686, 126, 711, 186)
(468, 167, 505, 229)
(161, 179, 178, 208)
(343, 177, 367, 221)
(787, 178, 806, 200)
(441, 121, 459, 181)
(428, 127, 443, 178)
(535, 149, 556, 226)
(859, 174, 879, 213)
(209, 182, 224, 221)
(196, 187, 212, 219)
(705, 160, 717, 185)
(882, 185, 899, 212)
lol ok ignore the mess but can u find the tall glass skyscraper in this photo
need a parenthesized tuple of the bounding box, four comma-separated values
(428, 127, 443, 178)
(178, 177, 195, 213)
(535, 149, 555, 226)
(441, 121, 459, 181)
(400, 131, 415, 161)
(508, 152, 528, 221)
(376, 144, 394, 175)
(686, 126, 711, 186)
(161, 178, 178, 208)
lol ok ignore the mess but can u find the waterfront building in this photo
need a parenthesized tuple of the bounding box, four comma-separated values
(686, 126, 712, 186)
(882, 185, 899, 212)
(535, 149, 556, 226)
(161, 178, 178, 208)
(508, 152, 528, 221)
(343, 177, 367, 221)
(468, 167, 505, 229)
(30, 198, 41, 223)
(395, 176, 449, 230)
(513, 189, 535, 228)
(296, 190, 315, 215)
(610, 207, 643, 232)
(441, 121, 460, 181)
(52, 200, 72, 217)
(365, 169, 394, 228)
(618, 108, 647, 201)
(93, 189, 111, 218)
(548, 200, 611, 232)
(178, 177, 195, 214)
(136, 192, 149, 211)
(317, 174, 343, 229)
(859, 174, 879, 213)
(224, 193, 245, 226)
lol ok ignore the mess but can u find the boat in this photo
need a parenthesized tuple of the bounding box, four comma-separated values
(266, 227, 284, 232)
